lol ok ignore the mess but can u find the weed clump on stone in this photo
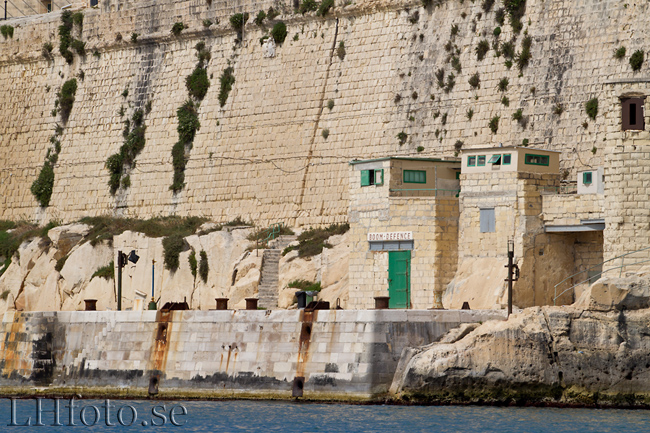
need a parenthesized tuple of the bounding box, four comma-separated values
(482, 0, 495, 12)
(327, 99, 335, 110)
(444, 73, 455, 93)
(58, 11, 75, 63)
(218, 67, 235, 107)
(614, 46, 626, 59)
(106, 109, 147, 195)
(397, 131, 408, 145)
(163, 234, 187, 272)
(189, 250, 198, 278)
(267, 7, 279, 19)
(489, 115, 499, 133)
(553, 103, 564, 116)
(630, 50, 644, 71)
(585, 98, 598, 120)
(512, 108, 523, 122)
(501, 40, 515, 59)
(417, 146, 424, 152)
(322, 128, 329, 139)
(42, 42, 54, 59)
(435, 69, 445, 88)
(468, 72, 480, 89)
(317, 0, 334, 16)
(58, 79, 78, 122)
(271, 21, 287, 44)
(92, 261, 115, 280)
(299, 0, 318, 14)
(171, 22, 185, 36)
(0, 25, 14, 39)
(337, 41, 346, 60)
(497, 77, 509, 92)
(516, 35, 532, 71)
(186, 66, 210, 100)
(70, 39, 85, 55)
(131, 33, 139, 43)
(203, 19, 213, 27)
(283, 224, 349, 258)
(254, 10, 266, 26)
(466, 108, 474, 120)
(199, 250, 209, 283)
(31, 163, 55, 207)
(475, 39, 489, 61)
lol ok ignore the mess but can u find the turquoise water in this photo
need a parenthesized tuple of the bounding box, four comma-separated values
(2, 399, 650, 432)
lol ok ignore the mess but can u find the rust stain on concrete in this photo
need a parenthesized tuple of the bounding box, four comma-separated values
(296, 310, 316, 378)
(1, 313, 31, 378)
(150, 310, 173, 374)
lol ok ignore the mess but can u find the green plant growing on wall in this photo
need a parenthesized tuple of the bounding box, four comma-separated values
(435, 68, 445, 88)
(199, 250, 209, 283)
(72, 12, 83, 29)
(489, 115, 499, 133)
(186, 67, 210, 100)
(444, 73, 455, 93)
(188, 250, 197, 278)
(271, 21, 287, 43)
(267, 6, 279, 19)
(317, 0, 334, 16)
(299, 0, 318, 13)
(522, 138, 529, 146)
(70, 39, 85, 55)
(31, 163, 55, 207)
(441, 112, 448, 125)
(495, 8, 505, 25)
(482, 0, 495, 12)
(42, 42, 54, 59)
(171, 22, 186, 36)
(504, 0, 526, 33)
(497, 77, 509, 92)
(591, 146, 597, 154)
(501, 40, 515, 59)
(417, 146, 424, 152)
(397, 131, 407, 145)
(468, 72, 480, 89)
(516, 35, 532, 71)
(614, 46, 626, 59)
(512, 108, 523, 122)
(322, 128, 329, 139)
(630, 50, 644, 71)
(131, 33, 139, 43)
(493, 26, 501, 37)
(162, 234, 186, 272)
(337, 41, 346, 60)
(553, 103, 564, 116)
(58, 79, 77, 122)
(254, 10, 266, 26)
(454, 140, 464, 156)
(106, 108, 147, 195)
(466, 108, 474, 120)
(218, 67, 235, 107)
(92, 261, 114, 280)
(327, 99, 334, 110)
(475, 39, 489, 60)
(0, 25, 14, 39)
(451, 56, 461, 73)
(450, 24, 458, 37)
(170, 101, 200, 192)
(59, 11, 74, 63)
(501, 96, 510, 106)
(585, 98, 598, 120)
(203, 19, 213, 27)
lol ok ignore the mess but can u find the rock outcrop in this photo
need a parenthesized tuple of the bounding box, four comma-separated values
(391, 304, 650, 406)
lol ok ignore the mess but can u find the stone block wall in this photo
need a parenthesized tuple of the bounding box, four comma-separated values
(0, 309, 506, 399)
(542, 193, 604, 226)
(1, 0, 650, 226)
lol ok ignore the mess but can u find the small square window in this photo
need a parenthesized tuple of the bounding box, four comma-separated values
(503, 154, 511, 165)
(468, 156, 476, 166)
(583, 172, 593, 185)
(477, 155, 486, 166)
(488, 154, 501, 164)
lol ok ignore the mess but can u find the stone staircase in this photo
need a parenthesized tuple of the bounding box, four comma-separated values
(258, 235, 297, 309)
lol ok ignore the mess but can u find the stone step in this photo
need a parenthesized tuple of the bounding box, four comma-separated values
(258, 249, 281, 309)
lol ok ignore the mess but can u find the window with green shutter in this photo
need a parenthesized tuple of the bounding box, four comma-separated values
(477, 155, 486, 166)
(488, 154, 501, 165)
(583, 172, 593, 184)
(403, 170, 426, 184)
(468, 156, 476, 166)
(503, 154, 512, 165)
(361, 169, 384, 187)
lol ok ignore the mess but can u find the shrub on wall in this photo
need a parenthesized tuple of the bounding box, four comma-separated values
(254, 10, 266, 26)
(58, 79, 78, 122)
(475, 39, 489, 60)
(299, 0, 318, 14)
(106, 108, 147, 195)
(188, 250, 197, 278)
(171, 22, 185, 36)
(614, 46, 626, 59)
(468, 72, 480, 89)
(162, 234, 186, 272)
(0, 25, 14, 39)
(229, 13, 248, 31)
(489, 116, 499, 133)
(186, 67, 210, 100)
(585, 98, 598, 120)
(630, 50, 644, 71)
(317, 0, 334, 16)
(30, 163, 55, 207)
(218, 67, 235, 107)
(270, 22, 287, 44)
(199, 250, 209, 283)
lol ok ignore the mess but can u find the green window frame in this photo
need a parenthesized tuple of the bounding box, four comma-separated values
(583, 172, 593, 185)
(468, 156, 476, 167)
(488, 154, 501, 164)
(361, 169, 384, 186)
(403, 170, 426, 184)
(524, 154, 550, 166)
(503, 154, 512, 165)
(477, 155, 486, 166)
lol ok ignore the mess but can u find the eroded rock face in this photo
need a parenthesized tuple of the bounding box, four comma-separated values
(391, 306, 650, 405)
(574, 275, 650, 312)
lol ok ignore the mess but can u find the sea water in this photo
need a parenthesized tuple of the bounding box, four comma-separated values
(1, 399, 649, 432)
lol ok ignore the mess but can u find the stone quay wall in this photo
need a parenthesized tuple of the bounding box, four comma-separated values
(1, 0, 650, 226)
(0, 309, 506, 400)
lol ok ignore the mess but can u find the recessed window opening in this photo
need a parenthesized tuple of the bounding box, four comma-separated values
(503, 154, 512, 165)
(622, 97, 645, 131)
(361, 169, 384, 187)
(403, 170, 426, 184)
(525, 154, 549, 166)
(468, 156, 476, 166)
(477, 155, 486, 166)
(583, 172, 593, 185)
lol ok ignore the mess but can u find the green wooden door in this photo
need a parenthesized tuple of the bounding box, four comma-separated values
(388, 251, 411, 308)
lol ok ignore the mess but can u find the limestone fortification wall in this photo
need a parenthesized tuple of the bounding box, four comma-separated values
(0, 309, 505, 399)
(0, 0, 649, 225)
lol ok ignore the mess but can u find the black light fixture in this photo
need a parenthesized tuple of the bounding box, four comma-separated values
(117, 249, 138, 311)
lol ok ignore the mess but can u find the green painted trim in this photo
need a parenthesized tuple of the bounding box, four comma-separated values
(477, 155, 486, 166)
(350, 156, 459, 165)
(583, 171, 593, 184)
(524, 153, 550, 166)
(467, 156, 476, 166)
(503, 154, 512, 165)
(488, 154, 501, 164)
(403, 170, 427, 184)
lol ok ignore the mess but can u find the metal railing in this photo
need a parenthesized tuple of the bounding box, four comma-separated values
(256, 222, 284, 254)
(553, 245, 650, 304)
